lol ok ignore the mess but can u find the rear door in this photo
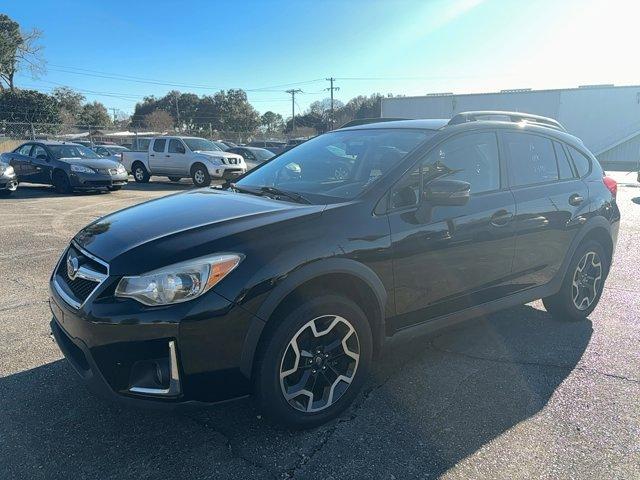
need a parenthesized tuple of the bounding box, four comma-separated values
(388, 130, 517, 327)
(502, 131, 589, 290)
(8, 143, 34, 179)
(148, 138, 168, 173)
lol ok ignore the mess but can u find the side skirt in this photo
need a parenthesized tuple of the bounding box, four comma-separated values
(384, 281, 559, 348)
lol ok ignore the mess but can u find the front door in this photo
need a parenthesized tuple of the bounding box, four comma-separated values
(388, 131, 517, 330)
(166, 138, 188, 174)
(29, 144, 55, 184)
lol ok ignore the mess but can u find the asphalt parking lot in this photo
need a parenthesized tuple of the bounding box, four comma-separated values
(1, 174, 638, 479)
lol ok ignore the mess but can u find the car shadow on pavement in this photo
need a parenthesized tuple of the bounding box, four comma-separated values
(2, 180, 194, 199)
(0, 304, 592, 479)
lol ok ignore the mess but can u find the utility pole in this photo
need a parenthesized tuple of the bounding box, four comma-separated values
(111, 108, 118, 124)
(286, 89, 302, 136)
(325, 77, 340, 130)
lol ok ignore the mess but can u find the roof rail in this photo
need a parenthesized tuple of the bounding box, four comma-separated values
(447, 111, 566, 132)
(340, 117, 407, 128)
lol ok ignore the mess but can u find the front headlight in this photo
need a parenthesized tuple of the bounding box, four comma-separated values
(115, 253, 242, 306)
(70, 164, 96, 174)
(0, 164, 12, 176)
(116, 164, 126, 174)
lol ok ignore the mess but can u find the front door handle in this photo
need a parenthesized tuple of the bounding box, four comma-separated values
(569, 194, 584, 206)
(490, 209, 513, 227)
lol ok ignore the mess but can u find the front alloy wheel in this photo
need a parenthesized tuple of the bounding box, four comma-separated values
(255, 294, 372, 429)
(280, 315, 360, 413)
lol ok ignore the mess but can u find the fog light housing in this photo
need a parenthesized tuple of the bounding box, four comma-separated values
(128, 340, 181, 397)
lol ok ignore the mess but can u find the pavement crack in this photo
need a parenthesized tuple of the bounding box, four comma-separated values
(182, 414, 278, 478)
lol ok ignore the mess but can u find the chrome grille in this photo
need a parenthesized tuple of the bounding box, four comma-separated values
(54, 245, 108, 308)
(97, 168, 119, 175)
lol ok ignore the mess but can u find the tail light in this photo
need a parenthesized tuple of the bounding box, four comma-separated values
(603, 176, 617, 198)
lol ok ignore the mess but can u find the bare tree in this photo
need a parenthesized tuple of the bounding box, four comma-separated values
(143, 110, 174, 133)
(0, 14, 45, 91)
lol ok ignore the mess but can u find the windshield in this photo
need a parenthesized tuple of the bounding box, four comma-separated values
(49, 144, 101, 160)
(235, 129, 432, 200)
(183, 138, 222, 152)
(106, 146, 128, 152)
(254, 149, 275, 161)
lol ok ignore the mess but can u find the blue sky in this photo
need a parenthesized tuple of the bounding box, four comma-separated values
(5, 0, 640, 118)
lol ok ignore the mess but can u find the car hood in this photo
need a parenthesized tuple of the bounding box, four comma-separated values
(74, 188, 324, 274)
(59, 157, 122, 168)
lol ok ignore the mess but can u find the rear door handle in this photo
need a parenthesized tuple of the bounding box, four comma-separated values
(490, 209, 513, 227)
(150, 154, 155, 157)
(569, 194, 584, 206)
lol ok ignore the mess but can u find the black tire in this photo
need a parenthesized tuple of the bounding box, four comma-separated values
(132, 162, 150, 183)
(254, 294, 372, 429)
(168, 176, 182, 182)
(191, 163, 211, 187)
(543, 240, 608, 321)
(107, 186, 122, 191)
(52, 170, 72, 194)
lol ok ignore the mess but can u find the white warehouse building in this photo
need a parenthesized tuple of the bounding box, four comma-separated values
(381, 84, 640, 169)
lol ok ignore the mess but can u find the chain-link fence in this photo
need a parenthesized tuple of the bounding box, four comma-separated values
(0, 120, 304, 153)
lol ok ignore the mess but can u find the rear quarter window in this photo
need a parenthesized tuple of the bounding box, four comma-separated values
(568, 146, 592, 177)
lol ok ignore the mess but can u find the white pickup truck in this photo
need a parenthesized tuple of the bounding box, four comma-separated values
(121, 136, 247, 187)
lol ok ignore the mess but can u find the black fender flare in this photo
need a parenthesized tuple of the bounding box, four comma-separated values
(551, 215, 613, 292)
(239, 258, 387, 378)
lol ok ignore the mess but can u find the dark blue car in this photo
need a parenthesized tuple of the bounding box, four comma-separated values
(1, 141, 128, 193)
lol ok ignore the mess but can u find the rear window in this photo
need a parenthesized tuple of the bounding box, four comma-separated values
(504, 132, 558, 187)
(568, 146, 592, 177)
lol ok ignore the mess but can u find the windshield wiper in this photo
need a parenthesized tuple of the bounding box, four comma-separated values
(259, 186, 311, 204)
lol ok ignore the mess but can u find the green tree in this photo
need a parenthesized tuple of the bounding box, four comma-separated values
(78, 101, 111, 128)
(260, 111, 284, 134)
(52, 86, 85, 125)
(0, 89, 60, 136)
(0, 14, 45, 91)
(143, 109, 174, 132)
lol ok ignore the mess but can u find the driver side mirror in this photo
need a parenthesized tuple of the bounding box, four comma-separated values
(424, 179, 470, 206)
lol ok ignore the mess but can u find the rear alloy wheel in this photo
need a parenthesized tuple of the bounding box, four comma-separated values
(191, 164, 211, 187)
(255, 295, 372, 429)
(543, 240, 608, 321)
(132, 163, 150, 183)
(53, 171, 72, 194)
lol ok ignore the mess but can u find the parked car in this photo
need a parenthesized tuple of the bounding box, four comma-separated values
(49, 111, 619, 428)
(227, 146, 275, 168)
(120, 136, 246, 186)
(211, 141, 231, 151)
(93, 144, 130, 163)
(0, 159, 18, 196)
(248, 140, 287, 155)
(220, 140, 238, 149)
(1, 141, 128, 193)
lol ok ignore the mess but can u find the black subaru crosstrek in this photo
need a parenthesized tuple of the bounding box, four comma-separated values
(49, 111, 619, 428)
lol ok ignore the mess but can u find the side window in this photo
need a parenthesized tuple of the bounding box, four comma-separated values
(168, 139, 186, 154)
(32, 145, 48, 159)
(243, 150, 255, 161)
(423, 132, 500, 194)
(17, 144, 33, 156)
(568, 146, 591, 177)
(504, 132, 558, 187)
(390, 164, 420, 209)
(553, 142, 574, 180)
(153, 139, 166, 153)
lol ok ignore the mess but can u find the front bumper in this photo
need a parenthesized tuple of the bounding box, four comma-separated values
(0, 171, 18, 191)
(69, 171, 129, 189)
(49, 260, 256, 408)
(208, 164, 246, 179)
